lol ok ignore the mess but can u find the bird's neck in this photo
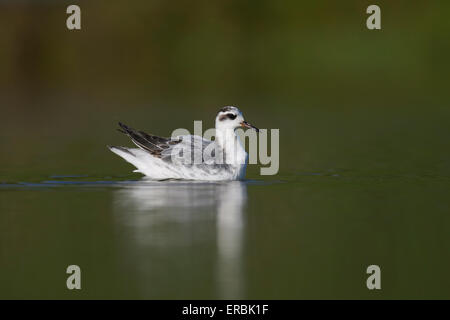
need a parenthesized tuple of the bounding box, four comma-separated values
(215, 128, 247, 166)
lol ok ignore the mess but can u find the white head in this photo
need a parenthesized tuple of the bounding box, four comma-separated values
(215, 106, 259, 133)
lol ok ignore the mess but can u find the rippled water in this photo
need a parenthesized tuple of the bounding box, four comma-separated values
(1, 168, 449, 299)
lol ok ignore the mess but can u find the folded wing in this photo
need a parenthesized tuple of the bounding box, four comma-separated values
(117, 122, 216, 162)
(117, 122, 182, 157)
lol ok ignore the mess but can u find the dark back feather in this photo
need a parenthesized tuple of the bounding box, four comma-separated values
(117, 122, 181, 157)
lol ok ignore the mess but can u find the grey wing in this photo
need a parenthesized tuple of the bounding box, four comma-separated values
(159, 134, 220, 163)
(117, 122, 182, 157)
(164, 135, 233, 176)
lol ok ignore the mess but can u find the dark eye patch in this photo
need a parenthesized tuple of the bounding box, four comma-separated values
(218, 113, 238, 121)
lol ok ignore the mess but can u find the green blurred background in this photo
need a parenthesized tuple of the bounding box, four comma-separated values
(1, 0, 449, 178)
(0, 1, 449, 299)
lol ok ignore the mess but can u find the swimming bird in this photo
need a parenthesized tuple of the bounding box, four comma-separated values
(108, 106, 259, 180)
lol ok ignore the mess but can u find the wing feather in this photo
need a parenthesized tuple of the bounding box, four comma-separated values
(117, 122, 181, 157)
(117, 122, 218, 163)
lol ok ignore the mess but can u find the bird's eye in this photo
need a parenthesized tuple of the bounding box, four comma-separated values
(227, 113, 237, 120)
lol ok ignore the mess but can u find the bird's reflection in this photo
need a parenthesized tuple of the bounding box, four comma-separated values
(113, 180, 247, 299)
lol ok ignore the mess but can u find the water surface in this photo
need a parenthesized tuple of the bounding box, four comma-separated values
(1, 164, 449, 299)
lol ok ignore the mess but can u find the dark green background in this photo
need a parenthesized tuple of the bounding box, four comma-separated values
(0, 1, 449, 299)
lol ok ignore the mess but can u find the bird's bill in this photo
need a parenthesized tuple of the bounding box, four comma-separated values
(241, 121, 259, 132)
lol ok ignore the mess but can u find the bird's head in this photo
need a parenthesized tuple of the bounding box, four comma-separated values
(215, 106, 259, 132)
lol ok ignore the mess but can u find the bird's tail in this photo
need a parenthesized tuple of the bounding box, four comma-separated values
(107, 145, 143, 173)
